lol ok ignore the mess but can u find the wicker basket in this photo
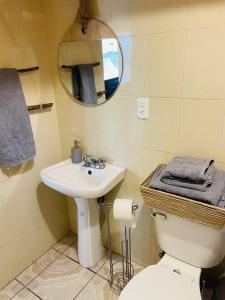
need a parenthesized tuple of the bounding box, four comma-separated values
(139, 165, 225, 230)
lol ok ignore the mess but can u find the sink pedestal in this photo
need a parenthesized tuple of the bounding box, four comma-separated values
(75, 198, 102, 268)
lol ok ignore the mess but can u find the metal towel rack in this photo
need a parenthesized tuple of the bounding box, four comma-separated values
(17, 66, 39, 73)
(13, 66, 53, 113)
(27, 103, 53, 112)
(61, 62, 100, 69)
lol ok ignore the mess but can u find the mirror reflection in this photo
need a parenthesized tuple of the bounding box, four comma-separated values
(59, 19, 123, 105)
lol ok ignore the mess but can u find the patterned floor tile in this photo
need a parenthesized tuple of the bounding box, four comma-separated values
(63, 242, 78, 263)
(76, 275, 118, 300)
(27, 254, 94, 300)
(53, 232, 77, 253)
(17, 249, 60, 285)
(98, 253, 143, 281)
(13, 289, 40, 300)
(0, 280, 23, 300)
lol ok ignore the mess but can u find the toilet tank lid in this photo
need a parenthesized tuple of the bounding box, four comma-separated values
(119, 265, 200, 300)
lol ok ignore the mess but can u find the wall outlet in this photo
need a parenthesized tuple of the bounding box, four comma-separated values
(136, 97, 149, 119)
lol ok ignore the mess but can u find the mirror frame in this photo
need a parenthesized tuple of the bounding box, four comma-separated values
(58, 18, 124, 106)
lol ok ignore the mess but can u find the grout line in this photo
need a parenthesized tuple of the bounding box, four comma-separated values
(10, 280, 43, 300)
(8, 280, 24, 300)
(72, 273, 98, 300)
(116, 24, 225, 41)
(176, 0, 189, 155)
(118, 94, 225, 101)
(96, 271, 109, 282)
(15, 231, 73, 281)
(25, 286, 43, 300)
(16, 234, 76, 288)
(16, 251, 60, 287)
(62, 252, 79, 264)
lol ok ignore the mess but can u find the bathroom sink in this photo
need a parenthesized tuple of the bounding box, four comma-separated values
(41, 159, 126, 198)
(41, 159, 126, 268)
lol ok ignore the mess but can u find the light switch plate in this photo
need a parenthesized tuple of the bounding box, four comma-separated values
(136, 97, 149, 119)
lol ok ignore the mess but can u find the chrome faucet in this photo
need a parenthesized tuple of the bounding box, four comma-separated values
(82, 154, 106, 169)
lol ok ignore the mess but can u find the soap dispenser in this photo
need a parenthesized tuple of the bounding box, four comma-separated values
(71, 140, 82, 164)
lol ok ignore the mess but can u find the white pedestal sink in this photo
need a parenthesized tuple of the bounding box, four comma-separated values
(41, 159, 126, 268)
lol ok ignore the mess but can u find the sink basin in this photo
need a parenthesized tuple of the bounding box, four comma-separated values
(41, 159, 126, 198)
(41, 159, 126, 268)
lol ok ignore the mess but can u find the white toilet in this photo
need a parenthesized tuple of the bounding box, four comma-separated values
(119, 210, 225, 300)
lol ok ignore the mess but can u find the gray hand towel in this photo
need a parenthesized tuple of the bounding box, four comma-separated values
(162, 156, 214, 183)
(161, 166, 216, 192)
(71, 66, 80, 99)
(71, 64, 97, 105)
(0, 68, 36, 168)
(149, 165, 225, 206)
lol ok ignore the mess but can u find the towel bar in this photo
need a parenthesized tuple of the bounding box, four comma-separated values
(27, 103, 53, 112)
(61, 62, 100, 69)
(17, 67, 39, 73)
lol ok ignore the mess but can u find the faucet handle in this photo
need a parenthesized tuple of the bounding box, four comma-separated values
(99, 157, 106, 163)
(98, 158, 106, 168)
(82, 154, 90, 162)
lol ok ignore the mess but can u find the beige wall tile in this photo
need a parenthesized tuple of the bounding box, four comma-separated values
(178, 99, 225, 161)
(0, 0, 69, 287)
(89, 0, 112, 25)
(146, 31, 186, 97)
(141, 148, 175, 179)
(182, 28, 225, 99)
(112, 0, 187, 36)
(0, 194, 28, 248)
(43, 0, 79, 45)
(1, 233, 34, 281)
(142, 98, 180, 153)
(69, 97, 144, 148)
(0, 250, 9, 288)
(114, 143, 143, 186)
(118, 36, 148, 96)
(145, 0, 188, 34)
(187, 0, 225, 29)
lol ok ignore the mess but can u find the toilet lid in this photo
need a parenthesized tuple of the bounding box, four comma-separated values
(119, 265, 201, 300)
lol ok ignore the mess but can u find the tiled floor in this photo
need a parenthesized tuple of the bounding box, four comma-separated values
(0, 232, 143, 300)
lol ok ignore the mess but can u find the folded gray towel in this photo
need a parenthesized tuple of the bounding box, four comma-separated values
(72, 64, 97, 104)
(0, 68, 36, 168)
(149, 165, 225, 206)
(162, 156, 214, 183)
(218, 190, 225, 208)
(218, 199, 225, 208)
(161, 166, 216, 191)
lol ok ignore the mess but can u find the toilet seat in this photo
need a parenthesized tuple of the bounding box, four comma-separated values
(119, 265, 201, 300)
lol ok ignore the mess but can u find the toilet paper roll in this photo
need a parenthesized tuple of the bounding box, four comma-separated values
(113, 198, 136, 228)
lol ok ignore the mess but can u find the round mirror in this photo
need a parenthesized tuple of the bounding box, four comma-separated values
(58, 19, 123, 105)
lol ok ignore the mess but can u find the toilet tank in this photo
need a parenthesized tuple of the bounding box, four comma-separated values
(153, 210, 225, 268)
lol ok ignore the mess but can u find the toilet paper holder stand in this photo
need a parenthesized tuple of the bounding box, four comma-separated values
(98, 198, 138, 295)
